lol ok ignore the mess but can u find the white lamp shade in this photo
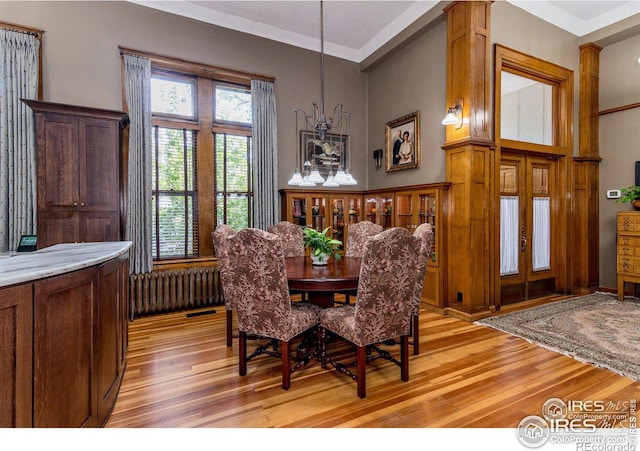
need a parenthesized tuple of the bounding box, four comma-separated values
(334, 169, 348, 184)
(299, 174, 316, 186)
(343, 169, 357, 185)
(442, 111, 458, 125)
(322, 174, 339, 187)
(309, 169, 325, 183)
(287, 170, 303, 185)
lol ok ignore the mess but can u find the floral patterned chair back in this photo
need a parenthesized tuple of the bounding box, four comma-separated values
(213, 224, 237, 347)
(226, 228, 319, 341)
(412, 223, 434, 314)
(212, 224, 236, 309)
(319, 227, 421, 398)
(268, 221, 305, 258)
(353, 227, 420, 345)
(408, 223, 433, 355)
(226, 228, 321, 390)
(345, 221, 383, 258)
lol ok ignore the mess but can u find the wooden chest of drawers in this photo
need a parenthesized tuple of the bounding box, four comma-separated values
(617, 211, 640, 300)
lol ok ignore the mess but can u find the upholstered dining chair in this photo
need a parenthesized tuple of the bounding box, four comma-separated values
(342, 220, 383, 304)
(345, 220, 383, 258)
(212, 224, 236, 347)
(411, 223, 434, 355)
(268, 221, 305, 257)
(225, 228, 321, 390)
(319, 227, 421, 398)
(268, 221, 307, 301)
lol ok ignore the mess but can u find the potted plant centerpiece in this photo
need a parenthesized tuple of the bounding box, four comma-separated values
(616, 185, 640, 210)
(302, 226, 342, 265)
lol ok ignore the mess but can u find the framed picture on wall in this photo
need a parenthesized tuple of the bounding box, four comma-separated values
(385, 111, 420, 172)
(301, 131, 348, 177)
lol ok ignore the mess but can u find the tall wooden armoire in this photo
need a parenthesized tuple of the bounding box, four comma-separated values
(23, 100, 129, 249)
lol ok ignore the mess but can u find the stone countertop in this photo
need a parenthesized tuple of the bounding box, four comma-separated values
(0, 241, 132, 288)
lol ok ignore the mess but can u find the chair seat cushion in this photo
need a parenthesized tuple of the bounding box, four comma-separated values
(320, 305, 362, 346)
(285, 302, 322, 341)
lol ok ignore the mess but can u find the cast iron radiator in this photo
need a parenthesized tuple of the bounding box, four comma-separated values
(129, 267, 223, 319)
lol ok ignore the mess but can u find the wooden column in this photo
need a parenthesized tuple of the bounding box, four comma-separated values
(442, 1, 495, 321)
(573, 43, 602, 294)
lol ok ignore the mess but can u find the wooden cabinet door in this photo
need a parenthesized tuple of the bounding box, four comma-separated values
(80, 211, 120, 243)
(0, 284, 33, 428)
(36, 113, 79, 211)
(79, 118, 119, 213)
(97, 259, 123, 422)
(38, 211, 80, 248)
(119, 258, 129, 371)
(34, 268, 98, 428)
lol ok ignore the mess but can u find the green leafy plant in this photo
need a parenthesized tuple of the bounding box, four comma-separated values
(616, 185, 640, 203)
(302, 227, 342, 259)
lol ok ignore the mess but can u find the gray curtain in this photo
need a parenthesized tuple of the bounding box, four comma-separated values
(124, 53, 153, 274)
(0, 30, 39, 252)
(251, 79, 279, 230)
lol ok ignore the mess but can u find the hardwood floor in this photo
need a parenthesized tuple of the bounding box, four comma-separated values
(106, 299, 639, 428)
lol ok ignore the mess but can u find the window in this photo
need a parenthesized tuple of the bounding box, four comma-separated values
(215, 133, 252, 231)
(150, 71, 253, 260)
(151, 127, 197, 259)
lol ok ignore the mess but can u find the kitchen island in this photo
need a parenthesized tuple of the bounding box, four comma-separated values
(0, 241, 131, 427)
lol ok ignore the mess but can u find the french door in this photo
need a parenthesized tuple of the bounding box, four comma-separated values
(500, 153, 557, 304)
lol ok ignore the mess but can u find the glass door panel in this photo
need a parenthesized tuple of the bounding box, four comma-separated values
(500, 153, 556, 304)
(331, 198, 345, 250)
(365, 197, 377, 223)
(419, 193, 437, 262)
(347, 196, 361, 225)
(311, 196, 326, 231)
(396, 194, 413, 230)
(291, 195, 307, 227)
(379, 196, 393, 229)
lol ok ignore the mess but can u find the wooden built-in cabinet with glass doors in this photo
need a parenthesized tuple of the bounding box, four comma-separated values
(279, 190, 361, 253)
(280, 184, 449, 309)
(394, 184, 450, 309)
(329, 193, 363, 252)
(364, 192, 394, 229)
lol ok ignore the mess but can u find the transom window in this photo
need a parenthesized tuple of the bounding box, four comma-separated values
(150, 71, 253, 260)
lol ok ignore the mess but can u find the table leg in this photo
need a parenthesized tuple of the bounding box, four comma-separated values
(306, 291, 335, 309)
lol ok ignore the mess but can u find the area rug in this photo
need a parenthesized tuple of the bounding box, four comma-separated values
(475, 293, 640, 381)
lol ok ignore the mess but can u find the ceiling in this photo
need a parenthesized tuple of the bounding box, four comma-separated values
(128, 0, 640, 63)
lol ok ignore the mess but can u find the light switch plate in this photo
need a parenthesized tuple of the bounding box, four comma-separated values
(607, 189, 621, 199)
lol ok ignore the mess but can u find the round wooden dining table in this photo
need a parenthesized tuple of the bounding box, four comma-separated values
(285, 256, 361, 308)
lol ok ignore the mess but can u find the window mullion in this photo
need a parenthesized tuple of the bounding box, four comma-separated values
(154, 125, 160, 260)
(183, 128, 189, 259)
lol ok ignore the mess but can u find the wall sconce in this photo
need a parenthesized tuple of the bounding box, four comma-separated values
(373, 149, 383, 170)
(441, 98, 463, 129)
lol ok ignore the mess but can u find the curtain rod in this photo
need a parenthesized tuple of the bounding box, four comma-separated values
(0, 21, 44, 37)
(119, 46, 275, 83)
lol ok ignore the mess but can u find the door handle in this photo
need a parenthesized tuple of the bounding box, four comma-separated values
(521, 226, 527, 252)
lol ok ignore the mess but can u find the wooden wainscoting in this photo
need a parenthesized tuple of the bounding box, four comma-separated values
(106, 300, 638, 428)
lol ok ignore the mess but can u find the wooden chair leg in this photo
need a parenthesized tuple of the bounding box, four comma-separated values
(239, 331, 247, 376)
(319, 327, 326, 368)
(412, 314, 419, 355)
(356, 345, 367, 398)
(281, 340, 291, 390)
(400, 335, 409, 382)
(226, 309, 233, 347)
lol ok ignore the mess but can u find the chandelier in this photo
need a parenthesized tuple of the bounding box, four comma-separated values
(288, 1, 357, 187)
